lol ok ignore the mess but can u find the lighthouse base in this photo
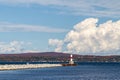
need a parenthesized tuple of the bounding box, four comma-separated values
(62, 63, 77, 66)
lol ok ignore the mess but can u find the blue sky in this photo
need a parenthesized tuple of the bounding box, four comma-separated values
(0, 0, 120, 54)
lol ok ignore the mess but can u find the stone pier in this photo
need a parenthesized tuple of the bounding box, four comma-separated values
(0, 64, 62, 70)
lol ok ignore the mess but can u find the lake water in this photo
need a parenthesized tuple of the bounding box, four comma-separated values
(0, 62, 120, 80)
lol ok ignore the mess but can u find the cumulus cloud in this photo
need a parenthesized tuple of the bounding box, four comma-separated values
(49, 39, 63, 52)
(0, 22, 67, 33)
(49, 18, 120, 55)
(0, 40, 39, 53)
(0, 0, 119, 17)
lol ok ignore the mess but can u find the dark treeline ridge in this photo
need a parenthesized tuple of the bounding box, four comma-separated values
(0, 52, 120, 62)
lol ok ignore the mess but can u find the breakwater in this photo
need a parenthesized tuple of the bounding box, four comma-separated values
(0, 64, 62, 70)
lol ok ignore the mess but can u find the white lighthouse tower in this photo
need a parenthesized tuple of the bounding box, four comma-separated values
(69, 54, 74, 64)
(62, 54, 77, 66)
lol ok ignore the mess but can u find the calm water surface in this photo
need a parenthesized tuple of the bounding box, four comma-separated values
(0, 63, 120, 80)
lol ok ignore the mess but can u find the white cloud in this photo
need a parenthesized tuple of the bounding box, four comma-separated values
(0, 0, 119, 17)
(0, 40, 41, 53)
(49, 39, 63, 52)
(0, 22, 67, 33)
(49, 18, 120, 55)
(0, 41, 24, 53)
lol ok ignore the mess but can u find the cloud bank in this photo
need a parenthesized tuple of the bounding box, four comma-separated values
(0, 40, 41, 53)
(0, 41, 28, 53)
(0, 22, 67, 33)
(49, 18, 120, 55)
(0, 0, 119, 17)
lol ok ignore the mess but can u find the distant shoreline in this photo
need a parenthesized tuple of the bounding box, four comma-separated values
(0, 64, 62, 71)
(0, 52, 120, 62)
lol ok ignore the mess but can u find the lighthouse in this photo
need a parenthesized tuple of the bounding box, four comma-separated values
(69, 54, 74, 64)
(62, 54, 77, 66)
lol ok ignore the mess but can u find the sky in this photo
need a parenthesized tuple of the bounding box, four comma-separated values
(0, 0, 120, 55)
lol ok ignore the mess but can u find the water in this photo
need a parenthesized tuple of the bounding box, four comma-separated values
(0, 62, 120, 80)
